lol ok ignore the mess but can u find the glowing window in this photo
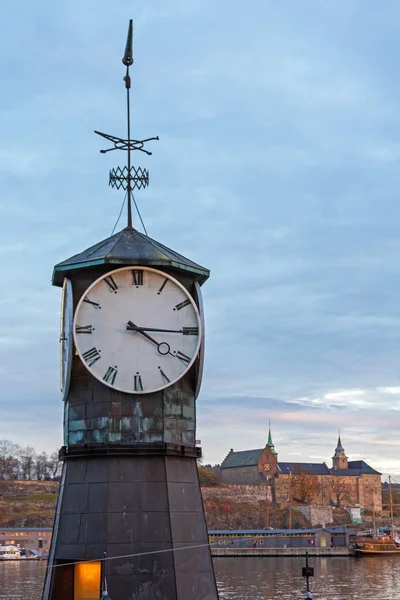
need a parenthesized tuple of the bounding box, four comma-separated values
(74, 562, 101, 600)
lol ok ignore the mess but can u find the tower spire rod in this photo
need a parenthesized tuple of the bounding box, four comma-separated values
(123, 19, 133, 228)
(95, 19, 159, 230)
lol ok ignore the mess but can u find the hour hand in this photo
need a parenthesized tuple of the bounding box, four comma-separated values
(126, 321, 172, 356)
(126, 321, 159, 342)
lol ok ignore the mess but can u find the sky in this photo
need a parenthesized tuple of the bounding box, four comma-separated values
(1, 0, 400, 479)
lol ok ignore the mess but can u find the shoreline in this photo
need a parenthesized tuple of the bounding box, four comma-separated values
(211, 547, 352, 557)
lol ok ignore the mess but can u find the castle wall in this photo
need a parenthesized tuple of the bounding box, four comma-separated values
(202, 485, 268, 504)
(273, 473, 382, 511)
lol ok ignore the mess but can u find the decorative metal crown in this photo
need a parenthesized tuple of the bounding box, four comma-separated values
(109, 166, 149, 191)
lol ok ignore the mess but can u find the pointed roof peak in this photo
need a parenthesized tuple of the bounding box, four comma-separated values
(267, 420, 277, 454)
(267, 420, 273, 447)
(336, 430, 343, 450)
(52, 227, 210, 286)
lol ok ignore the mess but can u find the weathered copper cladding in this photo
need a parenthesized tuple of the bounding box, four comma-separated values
(52, 227, 210, 288)
(42, 230, 218, 600)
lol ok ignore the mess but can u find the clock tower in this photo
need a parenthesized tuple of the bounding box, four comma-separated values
(332, 433, 348, 471)
(42, 21, 218, 600)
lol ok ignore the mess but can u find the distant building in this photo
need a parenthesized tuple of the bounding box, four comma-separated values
(220, 428, 382, 511)
(0, 527, 52, 552)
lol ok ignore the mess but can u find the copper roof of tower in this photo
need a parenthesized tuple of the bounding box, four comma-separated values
(52, 227, 210, 286)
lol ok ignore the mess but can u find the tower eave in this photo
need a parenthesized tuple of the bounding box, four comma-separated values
(52, 257, 209, 286)
(52, 227, 210, 286)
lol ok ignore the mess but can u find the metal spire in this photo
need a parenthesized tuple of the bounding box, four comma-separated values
(95, 19, 159, 229)
(267, 420, 274, 447)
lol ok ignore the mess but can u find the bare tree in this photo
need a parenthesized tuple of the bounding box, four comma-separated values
(0, 440, 63, 480)
(47, 451, 62, 479)
(329, 476, 349, 507)
(34, 451, 48, 481)
(292, 472, 320, 504)
(0, 440, 20, 480)
(20, 446, 36, 480)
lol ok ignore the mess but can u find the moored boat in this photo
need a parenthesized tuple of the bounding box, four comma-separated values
(0, 545, 24, 560)
(353, 535, 400, 556)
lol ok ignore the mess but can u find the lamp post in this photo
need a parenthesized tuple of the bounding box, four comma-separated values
(100, 552, 112, 600)
(302, 552, 314, 599)
(265, 476, 269, 529)
(289, 470, 292, 529)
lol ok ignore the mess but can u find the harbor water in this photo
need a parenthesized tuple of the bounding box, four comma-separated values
(1, 556, 400, 599)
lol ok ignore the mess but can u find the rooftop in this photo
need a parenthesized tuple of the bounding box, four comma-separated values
(278, 462, 331, 476)
(222, 448, 264, 469)
(52, 227, 210, 287)
(332, 461, 381, 476)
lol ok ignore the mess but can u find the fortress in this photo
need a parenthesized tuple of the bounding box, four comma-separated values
(220, 429, 382, 511)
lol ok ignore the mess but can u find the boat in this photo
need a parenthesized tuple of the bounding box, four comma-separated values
(352, 533, 400, 555)
(0, 545, 42, 560)
(352, 476, 400, 556)
(0, 545, 24, 560)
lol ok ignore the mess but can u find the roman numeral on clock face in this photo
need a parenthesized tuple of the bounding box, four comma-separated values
(174, 299, 191, 311)
(76, 325, 93, 334)
(131, 269, 144, 286)
(134, 373, 143, 392)
(158, 278, 168, 295)
(82, 347, 101, 367)
(103, 366, 118, 385)
(104, 275, 118, 292)
(83, 297, 100, 309)
(159, 368, 170, 384)
(175, 351, 191, 365)
(182, 327, 199, 336)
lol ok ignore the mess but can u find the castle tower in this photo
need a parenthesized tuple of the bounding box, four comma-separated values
(332, 432, 348, 470)
(42, 21, 218, 600)
(258, 422, 278, 478)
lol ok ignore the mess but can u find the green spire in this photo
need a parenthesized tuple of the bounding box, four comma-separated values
(267, 420, 277, 454)
(268, 421, 273, 447)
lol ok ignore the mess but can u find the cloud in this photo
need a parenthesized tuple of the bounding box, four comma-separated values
(1, 0, 400, 481)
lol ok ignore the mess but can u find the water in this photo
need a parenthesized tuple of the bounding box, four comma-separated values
(1, 556, 400, 599)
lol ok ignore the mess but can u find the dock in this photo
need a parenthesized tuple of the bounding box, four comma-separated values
(211, 547, 352, 557)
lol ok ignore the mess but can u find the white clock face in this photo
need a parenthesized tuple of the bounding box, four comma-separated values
(60, 278, 73, 400)
(73, 266, 202, 394)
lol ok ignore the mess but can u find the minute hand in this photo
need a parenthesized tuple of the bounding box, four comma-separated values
(126, 325, 189, 334)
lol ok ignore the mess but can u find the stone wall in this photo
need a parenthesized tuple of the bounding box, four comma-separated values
(202, 485, 269, 503)
(296, 505, 333, 527)
(219, 467, 382, 511)
(275, 473, 382, 511)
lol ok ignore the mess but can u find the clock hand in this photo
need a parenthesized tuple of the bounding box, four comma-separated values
(126, 324, 183, 334)
(126, 321, 173, 356)
(127, 321, 193, 365)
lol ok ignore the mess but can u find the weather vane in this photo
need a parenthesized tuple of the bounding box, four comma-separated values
(95, 19, 159, 229)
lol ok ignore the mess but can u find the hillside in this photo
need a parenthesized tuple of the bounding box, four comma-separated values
(0, 480, 58, 527)
(3, 477, 398, 530)
(0, 480, 351, 530)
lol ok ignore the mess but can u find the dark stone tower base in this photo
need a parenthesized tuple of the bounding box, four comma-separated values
(43, 453, 218, 600)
